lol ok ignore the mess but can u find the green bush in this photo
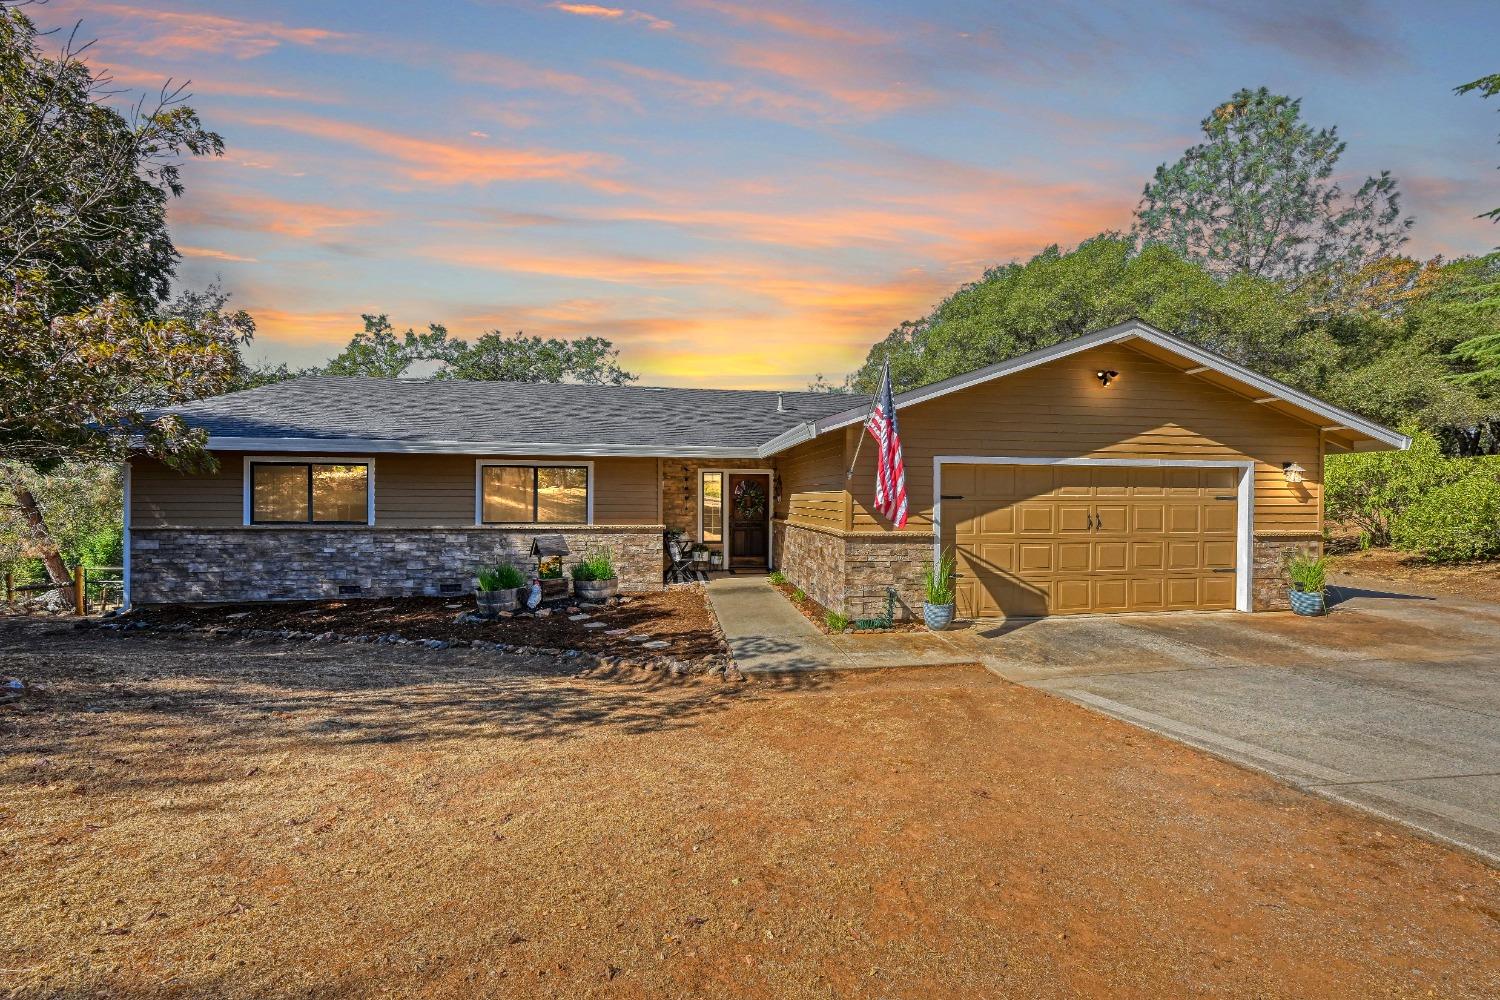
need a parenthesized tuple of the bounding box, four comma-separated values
(70, 524, 122, 568)
(825, 611, 850, 631)
(1391, 476, 1500, 562)
(1325, 431, 1476, 547)
(923, 549, 956, 606)
(1285, 554, 1326, 593)
(767, 570, 787, 585)
(570, 546, 616, 582)
(791, 587, 807, 603)
(477, 564, 525, 591)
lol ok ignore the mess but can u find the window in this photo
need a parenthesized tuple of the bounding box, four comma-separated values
(701, 471, 723, 544)
(250, 462, 369, 524)
(479, 464, 589, 524)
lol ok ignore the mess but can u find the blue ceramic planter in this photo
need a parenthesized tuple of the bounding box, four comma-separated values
(1288, 588, 1326, 616)
(923, 602, 956, 631)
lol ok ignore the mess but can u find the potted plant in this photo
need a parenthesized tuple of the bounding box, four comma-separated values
(922, 549, 957, 631)
(1287, 553, 1328, 616)
(475, 563, 525, 616)
(570, 546, 620, 601)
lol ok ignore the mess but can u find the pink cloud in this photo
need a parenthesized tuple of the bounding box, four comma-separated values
(81, 3, 344, 59)
(548, 2, 674, 31)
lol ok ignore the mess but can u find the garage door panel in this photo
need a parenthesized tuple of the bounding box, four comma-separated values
(1057, 542, 1091, 572)
(942, 463, 1241, 619)
(1203, 503, 1237, 533)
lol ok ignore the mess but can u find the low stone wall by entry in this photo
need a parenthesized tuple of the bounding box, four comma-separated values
(1251, 532, 1322, 611)
(130, 525, 666, 604)
(774, 520, 930, 621)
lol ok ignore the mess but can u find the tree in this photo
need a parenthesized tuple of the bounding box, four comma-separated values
(1455, 73, 1500, 222)
(847, 236, 1309, 394)
(321, 314, 459, 378)
(1133, 88, 1412, 288)
(0, 4, 223, 314)
(442, 331, 636, 384)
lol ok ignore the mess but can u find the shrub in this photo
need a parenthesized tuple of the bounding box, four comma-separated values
(1325, 431, 1475, 547)
(570, 546, 617, 582)
(71, 524, 122, 567)
(1392, 476, 1500, 562)
(768, 570, 787, 585)
(792, 587, 807, 603)
(825, 611, 850, 631)
(1285, 553, 1326, 593)
(477, 564, 525, 591)
(923, 549, 956, 606)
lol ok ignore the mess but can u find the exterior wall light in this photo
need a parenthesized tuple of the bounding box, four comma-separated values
(1282, 462, 1306, 484)
(1095, 369, 1119, 387)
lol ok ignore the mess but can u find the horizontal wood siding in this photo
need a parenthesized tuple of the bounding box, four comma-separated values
(131, 453, 661, 527)
(131, 455, 245, 528)
(847, 342, 1322, 536)
(774, 433, 846, 529)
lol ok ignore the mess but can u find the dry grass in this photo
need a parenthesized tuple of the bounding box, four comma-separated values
(1329, 548, 1500, 603)
(2, 619, 1497, 999)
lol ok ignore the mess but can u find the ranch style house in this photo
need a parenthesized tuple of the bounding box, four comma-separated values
(125, 320, 1408, 620)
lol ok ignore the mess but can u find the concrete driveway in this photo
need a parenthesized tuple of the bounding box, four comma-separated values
(954, 578, 1500, 863)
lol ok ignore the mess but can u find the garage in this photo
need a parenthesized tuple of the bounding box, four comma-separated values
(937, 461, 1244, 619)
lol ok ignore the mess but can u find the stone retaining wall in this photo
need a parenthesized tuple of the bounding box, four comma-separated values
(775, 521, 930, 621)
(1251, 533, 1323, 611)
(130, 526, 666, 604)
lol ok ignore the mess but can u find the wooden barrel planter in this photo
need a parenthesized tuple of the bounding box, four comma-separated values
(574, 578, 619, 601)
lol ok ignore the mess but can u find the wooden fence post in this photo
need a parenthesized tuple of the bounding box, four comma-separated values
(4, 571, 11, 608)
(74, 565, 86, 617)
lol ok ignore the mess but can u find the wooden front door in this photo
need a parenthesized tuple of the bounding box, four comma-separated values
(727, 474, 770, 569)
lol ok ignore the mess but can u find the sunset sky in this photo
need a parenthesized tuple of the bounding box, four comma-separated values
(33, 0, 1500, 388)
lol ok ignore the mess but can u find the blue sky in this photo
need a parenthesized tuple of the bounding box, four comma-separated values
(33, 0, 1500, 386)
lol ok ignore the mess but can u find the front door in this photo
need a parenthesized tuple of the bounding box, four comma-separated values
(727, 474, 770, 569)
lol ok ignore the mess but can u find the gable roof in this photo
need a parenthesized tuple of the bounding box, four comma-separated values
(163, 320, 1407, 459)
(161, 376, 865, 458)
(756, 319, 1409, 456)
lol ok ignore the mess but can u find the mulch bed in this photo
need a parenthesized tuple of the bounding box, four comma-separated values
(771, 580, 922, 634)
(123, 587, 727, 663)
(1327, 547, 1500, 604)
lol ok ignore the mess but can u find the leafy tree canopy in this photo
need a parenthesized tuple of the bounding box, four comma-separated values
(321, 313, 458, 379)
(442, 331, 637, 385)
(1133, 87, 1411, 289)
(0, 5, 222, 314)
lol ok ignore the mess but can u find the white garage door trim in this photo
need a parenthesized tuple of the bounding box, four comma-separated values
(932, 456, 1256, 614)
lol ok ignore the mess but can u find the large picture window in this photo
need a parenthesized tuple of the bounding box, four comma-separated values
(250, 462, 370, 524)
(479, 464, 589, 524)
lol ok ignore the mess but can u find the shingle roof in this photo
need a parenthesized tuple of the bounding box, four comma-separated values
(160, 376, 869, 457)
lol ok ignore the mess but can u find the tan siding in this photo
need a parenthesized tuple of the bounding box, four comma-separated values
(130, 455, 244, 527)
(774, 433, 846, 528)
(131, 452, 661, 528)
(846, 342, 1323, 536)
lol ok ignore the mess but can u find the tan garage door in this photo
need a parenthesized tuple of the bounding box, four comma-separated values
(940, 464, 1239, 619)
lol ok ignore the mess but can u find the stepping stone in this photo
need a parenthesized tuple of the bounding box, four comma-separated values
(641, 640, 670, 650)
(568, 614, 591, 621)
(583, 621, 607, 629)
(224, 612, 250, 620)
(605, 628, 629, 637)
(627, 635, 652, 643)
(369, 607, 395, 613)
(443, 603, 464, 609)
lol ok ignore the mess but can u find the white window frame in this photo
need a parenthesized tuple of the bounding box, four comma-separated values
(242, 456, 376, 527)
(932, 456, 1255, 614)
(696, 468, 774, 568)
(474, 460, 594, 526)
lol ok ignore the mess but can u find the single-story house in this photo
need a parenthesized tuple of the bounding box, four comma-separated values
(125, 320, 1407, 619)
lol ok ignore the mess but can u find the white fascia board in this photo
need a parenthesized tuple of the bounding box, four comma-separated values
(205, 437, 761, 460)
(755, 422, 817, 458)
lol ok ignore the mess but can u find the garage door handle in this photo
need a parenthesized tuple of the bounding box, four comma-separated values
(1214, 495, 1236, 500)
(941, 495, 965, 500)
(1212, 568, 1235, 573)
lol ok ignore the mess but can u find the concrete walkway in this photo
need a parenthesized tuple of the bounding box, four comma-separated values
(704, 576, 972, 673)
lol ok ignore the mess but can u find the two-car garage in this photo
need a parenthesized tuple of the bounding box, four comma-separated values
(937, 460, 1247, 619)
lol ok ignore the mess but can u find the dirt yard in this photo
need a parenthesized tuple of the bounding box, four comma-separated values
(127, 587, 726, 662)
(1329, 548, 1500, 603)
(2, 620, 1497, 999)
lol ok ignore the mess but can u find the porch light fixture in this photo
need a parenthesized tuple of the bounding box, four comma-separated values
(1282, 462, 1306, 484)
(1095, 369, 1119, 387)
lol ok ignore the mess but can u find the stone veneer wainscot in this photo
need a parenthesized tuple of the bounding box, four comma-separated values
(129, 525, 666, 604)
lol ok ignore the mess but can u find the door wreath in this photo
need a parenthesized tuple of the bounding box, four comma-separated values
(733, 479, 766, 521)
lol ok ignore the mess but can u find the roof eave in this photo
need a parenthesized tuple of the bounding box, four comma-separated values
(782, 319, 1408, 452)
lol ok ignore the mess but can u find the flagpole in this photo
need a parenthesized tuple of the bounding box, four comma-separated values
(845, 358, 887, 481)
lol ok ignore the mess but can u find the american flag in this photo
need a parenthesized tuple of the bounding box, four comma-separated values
(865, 360, 909, 528)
